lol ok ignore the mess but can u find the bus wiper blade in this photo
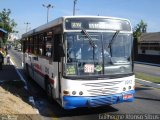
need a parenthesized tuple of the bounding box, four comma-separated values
(81, 29, 96, 48)
(107, 30, 120, 48)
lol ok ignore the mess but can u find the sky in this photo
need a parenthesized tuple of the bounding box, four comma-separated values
(0, 0, 160, 38)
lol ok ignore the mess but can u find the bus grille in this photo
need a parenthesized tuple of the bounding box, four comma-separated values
(83, 81, 122, 96)
(82, 81, 122, 87)
(87, 87, 119, 96)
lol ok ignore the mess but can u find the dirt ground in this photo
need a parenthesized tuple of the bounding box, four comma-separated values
(0, 80, 42, 120)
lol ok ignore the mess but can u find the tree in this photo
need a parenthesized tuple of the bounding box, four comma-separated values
(0, 8, 17, 44)
(133, 20, 147, 39)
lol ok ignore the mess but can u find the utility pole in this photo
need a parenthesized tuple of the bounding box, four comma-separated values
(73, 0, 78, 16)
(24, 22, 30, 32)
(42, 4, 54, 23)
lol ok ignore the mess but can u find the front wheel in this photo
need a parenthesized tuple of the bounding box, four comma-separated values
(45, 79, 53, 101)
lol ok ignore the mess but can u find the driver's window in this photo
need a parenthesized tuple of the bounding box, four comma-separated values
(111, 35, 130, 57)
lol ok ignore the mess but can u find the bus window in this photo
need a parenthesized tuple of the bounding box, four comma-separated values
(38, 34, 44, 56)
(46, 43, 52, 57)
(34, 36, 39, 55)
(45, 32, 52, 57)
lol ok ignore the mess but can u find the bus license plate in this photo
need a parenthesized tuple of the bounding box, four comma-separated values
(123, 94, 133, 100)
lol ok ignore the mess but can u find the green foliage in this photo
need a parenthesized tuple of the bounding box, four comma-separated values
(0, 8, 18, 44)
(133, 20, 147, 39)
(135, 72, 160, 83)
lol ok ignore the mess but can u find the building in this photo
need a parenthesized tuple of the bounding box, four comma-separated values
(136, 32, 160, 64)
(138, 32, 160, 55)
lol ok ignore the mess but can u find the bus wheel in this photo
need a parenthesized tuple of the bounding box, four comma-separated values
(46, 78, 52, 101)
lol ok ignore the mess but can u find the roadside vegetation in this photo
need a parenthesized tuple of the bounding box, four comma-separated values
(135, 72, 160, 83)
(0, 8, 18, 47)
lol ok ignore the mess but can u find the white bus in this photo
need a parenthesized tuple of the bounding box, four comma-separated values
(22, 16, 135, 109)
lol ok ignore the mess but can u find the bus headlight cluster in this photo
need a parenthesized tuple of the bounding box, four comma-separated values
(128, 86, 131, 90)
(72, 91, 76, 95)
(79, 91, 83, 95)
(71, 91, 83, 95)
(123, 86, 132, 91)
(123, 87, 126, 91)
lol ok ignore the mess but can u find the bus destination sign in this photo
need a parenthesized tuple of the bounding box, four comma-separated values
(65, 18, 131, 31)
(89, 22, 121, 30)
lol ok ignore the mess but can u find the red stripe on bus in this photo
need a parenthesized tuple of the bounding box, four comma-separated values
(29, 66, 55, 85)
(34, 67, 45, 77)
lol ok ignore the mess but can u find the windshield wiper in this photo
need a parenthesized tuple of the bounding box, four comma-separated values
(81, 29, 96, 48)
(81, 29, 97, 60)
(107, 30, 120, 48)
(106, 30, 120, 58)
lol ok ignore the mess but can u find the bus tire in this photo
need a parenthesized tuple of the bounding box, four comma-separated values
(45, 76, 53, 101)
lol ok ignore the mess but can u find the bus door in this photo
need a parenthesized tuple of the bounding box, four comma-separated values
(53, 34, 64, 99)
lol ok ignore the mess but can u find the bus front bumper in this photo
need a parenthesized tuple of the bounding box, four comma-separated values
(63, 90, 135, 109)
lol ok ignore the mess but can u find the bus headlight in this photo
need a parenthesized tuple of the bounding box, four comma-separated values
(72, 91, 76, 95)
(79, 91, 83, 95)
(123, 87, 126, 91)
(63, 90, 70, 95)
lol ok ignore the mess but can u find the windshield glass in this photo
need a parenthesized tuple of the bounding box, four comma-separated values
(64, 32, 133, 77)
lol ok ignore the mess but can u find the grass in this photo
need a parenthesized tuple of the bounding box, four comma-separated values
(135, 72, 160, 84)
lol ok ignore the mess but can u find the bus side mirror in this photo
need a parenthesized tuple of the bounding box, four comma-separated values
(58, 44, 65, 58)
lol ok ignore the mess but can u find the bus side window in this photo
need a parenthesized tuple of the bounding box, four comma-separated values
(45, 32, 53, 58)
(46, 46, 52, 57)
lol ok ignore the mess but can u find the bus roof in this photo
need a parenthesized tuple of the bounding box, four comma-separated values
(22, 16, 131, 38)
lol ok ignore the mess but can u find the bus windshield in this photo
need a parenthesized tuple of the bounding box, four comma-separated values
(64, 32, 133, 77)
